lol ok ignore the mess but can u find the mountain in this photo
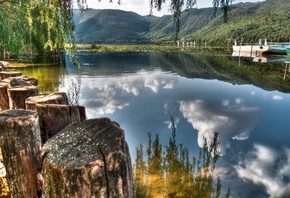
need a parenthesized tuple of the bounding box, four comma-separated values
(73, 9, 151, 44)
(73, 0, 290, 45)
(190, 0, 290, 45)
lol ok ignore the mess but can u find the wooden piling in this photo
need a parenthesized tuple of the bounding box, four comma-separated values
(0, 109, 42, 198)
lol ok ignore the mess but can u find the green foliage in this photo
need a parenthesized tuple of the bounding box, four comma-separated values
(74, 9, 152, 44)
(73, 0, 290, 45)
(1, 0, 290, 58)
(190, 0, 290, 46)
(133, 116, 228, 197)
(76, 44, 181, 52)
(150, 0, 231, 39)
(0, 0, 76, 59)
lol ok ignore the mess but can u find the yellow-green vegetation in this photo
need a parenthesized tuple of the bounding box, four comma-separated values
(72, 44, 228, 53)
(75, 44, 180, 52)
(133, 116, 230, 197)
(0, 149, 10, 197)
(0, 0, 231, 59)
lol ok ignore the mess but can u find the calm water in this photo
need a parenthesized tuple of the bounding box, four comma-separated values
(20, 50, 290, 197)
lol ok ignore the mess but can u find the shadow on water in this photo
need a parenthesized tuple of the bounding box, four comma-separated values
(17, 49, 290, 95)
(149, 50, 290, 93)
(133, 116, 231, 198)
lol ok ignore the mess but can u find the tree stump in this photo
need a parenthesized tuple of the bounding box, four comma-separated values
(0, 71, 22, 80)
(0, 109, 42, 198)
(8, 86, 38, 109)
(25, 92, 69, 111)
(0, 81, 9, 112)
(9, 76, 38, 87)
(36, 104, 86, 144)
(41, 118, 134, 198)
(0, 76, 38, 111)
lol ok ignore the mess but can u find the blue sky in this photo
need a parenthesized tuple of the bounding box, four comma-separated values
(84, 0, 266, 16)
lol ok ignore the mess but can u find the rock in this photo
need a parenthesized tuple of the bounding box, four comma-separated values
(41, 118, 134, 198)
(0, 109, 42, 197)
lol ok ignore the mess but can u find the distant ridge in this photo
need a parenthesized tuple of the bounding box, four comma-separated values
(73, 0, 290, 45)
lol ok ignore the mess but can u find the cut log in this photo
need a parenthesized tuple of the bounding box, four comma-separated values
(0, 76, 38, 87)
(8, 86, 38, 109)
(0, 109, 42, 197)
(36, 104, 86, 144)
(42, 118, 134, 198)
(25, 92, 69, 111)
(9, 76, 38, 87)
(0, 81, 9, 112)
(0, 76, 39, 110)
(0, 71, 22, 80)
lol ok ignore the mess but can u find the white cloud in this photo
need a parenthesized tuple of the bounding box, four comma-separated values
(272, 95, 283, 100)
(84, 0, 265, 16)
(235, 145, 290, 197)
(179, 100, 260, 154)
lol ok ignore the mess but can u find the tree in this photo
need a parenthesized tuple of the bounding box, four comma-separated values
(0, 0, 233, 59)
(0, 0, 78, 58)
(133, 117, 229, 197)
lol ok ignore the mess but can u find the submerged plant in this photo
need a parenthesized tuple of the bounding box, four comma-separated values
(67, 77, 81, 105)
(133, 116, 230, 197)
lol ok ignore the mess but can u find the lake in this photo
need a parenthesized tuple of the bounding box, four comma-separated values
(18, 49, 290, 197)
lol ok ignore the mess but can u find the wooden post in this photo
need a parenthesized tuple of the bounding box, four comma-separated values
(0, 76, 38, 110)
(8, 86, 38, 109)
(41, 118, 134, 198)
(0, 109, 42, 197)
(0, 71, 22, 80)
(36, 104, 86, 144)
(0, 81, 9, 112)
(284, 62, 290, 81)
(25, 92, 69, 111)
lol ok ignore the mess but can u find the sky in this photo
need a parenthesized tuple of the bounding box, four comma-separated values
(83, 0, 266, 16)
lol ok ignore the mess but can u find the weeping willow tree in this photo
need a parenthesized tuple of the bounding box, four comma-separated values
(0, 0, 83, 59)
(0, 0, 233, 59)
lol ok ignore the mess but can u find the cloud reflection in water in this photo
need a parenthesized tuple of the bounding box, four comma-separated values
(235, 144, 290, 198)
(179, 99, 260, 154)
(79, 70, 177, 116)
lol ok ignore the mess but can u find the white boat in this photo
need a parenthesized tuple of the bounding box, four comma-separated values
(232, 39, 290, 55)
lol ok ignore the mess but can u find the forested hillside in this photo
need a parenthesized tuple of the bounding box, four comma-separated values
(190, 0, 290, 46)
(73, 0, 290, 45)
(73, 9, 151, 44)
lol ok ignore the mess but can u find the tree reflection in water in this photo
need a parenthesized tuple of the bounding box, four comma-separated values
(133, 116, 231, 198)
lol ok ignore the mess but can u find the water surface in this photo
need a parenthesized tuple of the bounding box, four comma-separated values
(20, 50, 290, 197)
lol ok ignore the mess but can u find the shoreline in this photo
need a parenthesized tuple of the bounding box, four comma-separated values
(0, 60, 58, 68)
(0, 60, 9, 68)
